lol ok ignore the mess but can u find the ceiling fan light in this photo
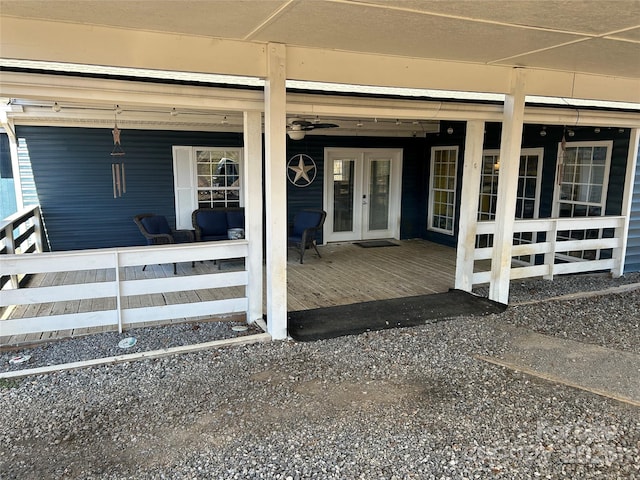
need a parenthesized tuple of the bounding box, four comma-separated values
(287, 130, 306, 140)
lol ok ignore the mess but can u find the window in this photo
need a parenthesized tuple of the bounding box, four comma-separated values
(477, 149, 543, 265)
(196, 149, 241, 208)
(172, 146, 243, 230)
(554, 141, 612, 261)
(429, 146, 458, 235)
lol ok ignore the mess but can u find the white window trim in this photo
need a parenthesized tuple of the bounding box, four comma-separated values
(428, 146, 458, 235)
(552, 140, 612, 218)
(172, 146, 243, 230)
(482, 147, 544, 220)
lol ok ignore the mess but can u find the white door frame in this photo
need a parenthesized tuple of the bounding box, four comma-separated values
(323, 147, 403, 243)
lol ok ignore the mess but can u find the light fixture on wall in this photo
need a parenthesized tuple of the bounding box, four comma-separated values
(114, 104, 123, 115)
(170, 107, 179, 117)
(356, 120, 363, 127)
(52, 102, 61, 112)
(446, 126, 454, 135)
(540, 126, 547, 137)
(568, 129, 575, 137)
(594, 127, 601, 133)
(221, 116, 229, 125)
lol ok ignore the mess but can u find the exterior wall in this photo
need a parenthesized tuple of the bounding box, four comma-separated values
(15, 126, 427, 251)
(625, 147, 640, 273)
(423, 121, 631, 249)
(285, 135, 428, 243)
(13, 122, 633, 254)
(0, 134, 17, 220)
(16, 126, 242, 251)
(483, 123, 630, 217)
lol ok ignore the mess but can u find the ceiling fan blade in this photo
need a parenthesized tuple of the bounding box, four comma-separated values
(289, 119, 313, 128)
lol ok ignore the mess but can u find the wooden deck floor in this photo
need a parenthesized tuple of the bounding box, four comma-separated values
(287, 239, 455, 310)
(1, 240, 457, 346)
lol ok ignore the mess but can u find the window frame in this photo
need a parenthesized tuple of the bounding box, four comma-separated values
(552, 140, 613, 262)
(552, 140, 612, 219)
(428, 146, 459, 236)
(195, 147, 244, 210)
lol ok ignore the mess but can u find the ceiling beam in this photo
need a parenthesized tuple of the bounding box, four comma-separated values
(2, 16, 639, 104)
(0, 71, 265, 112)
(2, 71, 640, 129)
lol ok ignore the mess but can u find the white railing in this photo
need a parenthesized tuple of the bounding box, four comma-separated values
(0, 241, 250, 338)
(1, 205, 45, 290)
(472, 216, 625, 285)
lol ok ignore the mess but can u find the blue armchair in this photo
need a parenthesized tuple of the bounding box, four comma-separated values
(288, 210, 326, 264)
(192, 207, 245, 242)
(133, 213, 194, 274)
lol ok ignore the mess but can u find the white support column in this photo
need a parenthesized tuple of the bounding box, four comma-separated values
(264, 43, 288, 340)
(243, 110, 264, 323)
(489, 69, 526, 305)
(614, 128, 640, 277)
(455, 120, 485, 291)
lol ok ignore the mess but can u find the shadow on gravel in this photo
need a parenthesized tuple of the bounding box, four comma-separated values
(288, 289, 506, 341)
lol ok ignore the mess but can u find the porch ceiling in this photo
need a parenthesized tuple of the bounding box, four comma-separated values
(1, 0, 639, 131)
(1, 0, 639, 80)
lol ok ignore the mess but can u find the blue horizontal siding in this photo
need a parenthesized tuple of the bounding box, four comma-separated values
(16, 126, 242, 251)
(624, 146, 640, 273)
(285, 135, 428, 243)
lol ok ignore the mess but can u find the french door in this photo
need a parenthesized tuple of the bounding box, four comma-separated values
(324, 148, 402, 242)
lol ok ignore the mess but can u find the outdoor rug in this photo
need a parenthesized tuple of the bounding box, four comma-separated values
(354, 240, 399, 248)
(288, 289, 506, 341)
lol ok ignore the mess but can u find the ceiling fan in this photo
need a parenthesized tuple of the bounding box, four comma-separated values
(287, 117, 339, 140)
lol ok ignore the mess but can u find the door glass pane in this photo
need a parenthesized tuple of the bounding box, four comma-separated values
(369, 160, 390, 230)
(333, 159, 355, 232)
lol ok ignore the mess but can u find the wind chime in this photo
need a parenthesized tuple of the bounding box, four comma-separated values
(557, 127, 567, 186)
(111, 106, 126, 198)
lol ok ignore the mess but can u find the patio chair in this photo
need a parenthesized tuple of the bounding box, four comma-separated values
(133, 213, 195, 274)
(288, 209, 326, 264)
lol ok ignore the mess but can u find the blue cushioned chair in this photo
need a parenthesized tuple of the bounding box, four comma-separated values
(133, 213, 195, 274)
(192, 207, 245, 242)
(288, 209, 326, 264)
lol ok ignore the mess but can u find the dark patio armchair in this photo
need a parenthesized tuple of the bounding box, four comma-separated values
(288, 209, 326, 264)
(133, 213, 195, 274)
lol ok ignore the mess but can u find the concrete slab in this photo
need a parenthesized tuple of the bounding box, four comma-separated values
(478, 327, 640, 407)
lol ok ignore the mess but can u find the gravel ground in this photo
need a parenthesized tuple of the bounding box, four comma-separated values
(1, 273, 639, 479)
(0, 320, 263, 374)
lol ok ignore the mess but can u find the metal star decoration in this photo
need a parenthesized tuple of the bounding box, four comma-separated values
(287, 154, 317, 187)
